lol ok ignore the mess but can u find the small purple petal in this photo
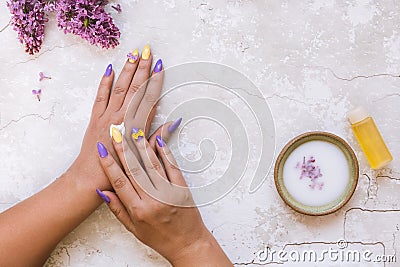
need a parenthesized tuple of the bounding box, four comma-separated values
(111, 4, 122, 14)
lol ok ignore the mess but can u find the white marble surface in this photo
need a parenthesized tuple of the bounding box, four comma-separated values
(1, 0, 399, 266)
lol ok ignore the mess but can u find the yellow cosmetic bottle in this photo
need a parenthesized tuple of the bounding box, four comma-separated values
(348, 106, 393, 169)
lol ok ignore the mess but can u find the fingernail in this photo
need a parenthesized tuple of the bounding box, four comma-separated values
(132, 127, 144, 140)
(142, 44, 151, 60)
(154, 59, 163, 73)
(168, 118, 182, 133)
(97, 142, 108, 158)
(156, 135, 165, 147)
(127, 49, 139, 63)
(105, 64, 112, 77)
(96, 188, 110, 204)
(111, 127, 122, 143)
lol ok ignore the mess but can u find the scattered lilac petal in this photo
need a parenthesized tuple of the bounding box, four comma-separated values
(32, 89, 42, 102)
(111, 4, 122, 14)
(39, 71, 51, 81)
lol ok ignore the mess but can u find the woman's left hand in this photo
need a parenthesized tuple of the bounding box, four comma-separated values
(67, 46, 178, 191)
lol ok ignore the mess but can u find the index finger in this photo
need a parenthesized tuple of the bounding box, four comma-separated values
(131, 128, 169, 189)
(97, 142, 140, 206)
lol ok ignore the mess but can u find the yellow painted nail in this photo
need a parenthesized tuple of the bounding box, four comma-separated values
(128, 49, 139, 63)
(111, 127, 123, 143)
(142, 44, 151, 60)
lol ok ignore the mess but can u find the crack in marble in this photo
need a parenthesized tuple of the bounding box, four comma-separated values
(342, 207, 400, 266)
(0, 103, 56, 132)
(343, 207, 400, 240)
(11, 44, 78, 67)
(265, 94, 308, 105)
(211, 222, 252, 234)
(233, 259, 283, 265)
(363, 173, 378, 205)
(283, 240, 385, 249)
(189, 72, 300, 108)
(304, 65, 400, 82)
(363, 173, 400, 205)
(372, 93, 400, 102)
(377, 175, 400, 181)
(227, 86, 308, 106)
(0, 19, 11, 33)
(228, 86, 265, 100)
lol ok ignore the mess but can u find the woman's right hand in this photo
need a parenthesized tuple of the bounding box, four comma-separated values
(96, 129, 232, 266)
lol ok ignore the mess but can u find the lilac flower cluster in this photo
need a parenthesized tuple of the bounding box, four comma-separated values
(56, 0, 120, 49)
(296, 156, 324, 190)
(7, 0, 48, 55)
(7, 0, 121, 55)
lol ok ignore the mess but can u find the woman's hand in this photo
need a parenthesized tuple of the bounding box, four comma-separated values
(96, 129, 233, 266)
(0, 45, 185, 267)
(67, 45, 179, 191)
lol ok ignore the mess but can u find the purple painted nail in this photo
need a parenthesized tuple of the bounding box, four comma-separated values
(156, 135, 165, 147)
(96, 188, 110, 204)
(97, 142, 108, 158)
(168, 118, 182, 133)
(154, 59, 163, 73)
(105, 64, 112, 77)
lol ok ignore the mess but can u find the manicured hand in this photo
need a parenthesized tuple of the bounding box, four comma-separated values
(67, 45, 180, 190)
(96, 129, 233, 266)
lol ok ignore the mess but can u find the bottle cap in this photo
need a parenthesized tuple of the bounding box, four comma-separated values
(347, 106, 370, 124)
